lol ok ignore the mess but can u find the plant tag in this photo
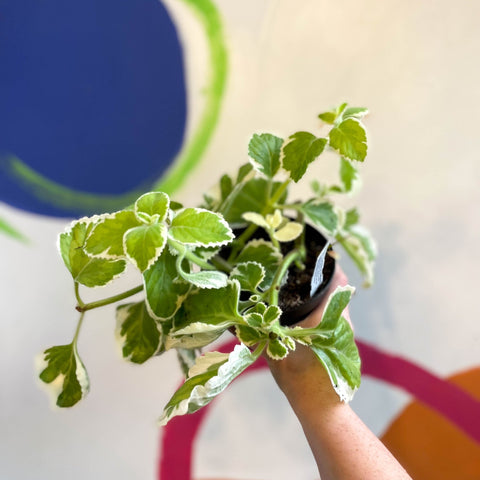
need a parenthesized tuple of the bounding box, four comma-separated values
(310, 242, 330, 297)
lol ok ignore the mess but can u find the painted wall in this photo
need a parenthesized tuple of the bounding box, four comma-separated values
(1, 0, 479, 479)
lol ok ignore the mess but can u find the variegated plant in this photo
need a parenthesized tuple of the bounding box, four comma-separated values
(37, 104, 376, 425)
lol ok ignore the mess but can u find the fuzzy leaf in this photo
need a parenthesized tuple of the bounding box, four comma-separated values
(183, 281, 244, 326)
(301, 201, 338, 234)
(124, 223, 167, 272)
(307, 285, 361, 401)
(248, 133, 283, 178)
(230, 262, 266, 292)
(267, 338, 289, 360)
(178, 267, 228, 290)
(282, 132, 327, 182)
(38, 343, 89, 407)
(158, 344, 257, 425)
(170, 208, 233, 247)
(84, 210, 140, 258)
(135, 192, 169, 221)
(274, 221, 303, 242)
(220, 178, 287, 225)
(235, 239, 282, 290)
(143, 250, 190, 319)
(59, 221, 126, 287)
(329, 118, 367, 162)
(116, 302, 161, 364)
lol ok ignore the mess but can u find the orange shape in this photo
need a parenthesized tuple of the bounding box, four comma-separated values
(381, 367, 480, 479)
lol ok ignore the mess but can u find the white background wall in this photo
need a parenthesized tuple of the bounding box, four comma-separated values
(2, 0, 479, 478)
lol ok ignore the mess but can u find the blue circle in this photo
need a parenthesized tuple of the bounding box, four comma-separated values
(0, 0, 186, 217)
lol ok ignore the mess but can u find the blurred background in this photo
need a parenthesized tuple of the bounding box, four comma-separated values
(1, 0, 479, 478)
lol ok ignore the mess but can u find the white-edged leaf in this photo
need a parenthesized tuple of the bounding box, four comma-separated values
(165, 330, 224, 350)
(115, 302, 162, 364)
(235, 239, 282, 290)
(230, 261, 265, 292)
(124, 223, 167, 272)
(135, 192, 169, 221)
(274, 222, 303, 242)
(178, 269, 229, 290)
(170, 208, 233, 247)
(266, 338, 289, 360)
(84, 210, 140, 258)
(342, 107, 369, 120)
(310, 242, 330, 297)
(158, 344, 257, 425)
(37, 343, 89, 408)
(242, 212, 269, 229)
(172, 322, 230, 336)
(143, 249, 190, 320)
(329, 118, 367, 162)
(301, 201, 338, 235)
(248, 133, 283, 178)
(59, 220, 126, 287)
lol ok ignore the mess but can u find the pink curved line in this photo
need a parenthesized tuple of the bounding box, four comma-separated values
(158, 339, 480, 479)
(357, 340, 480, 443)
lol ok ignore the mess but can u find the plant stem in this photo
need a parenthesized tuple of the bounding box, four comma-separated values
(75, 284, 143, 313)
(266, 246, 305, 306)
(168, 237, 216, 271)
(73, 311, 86, 344)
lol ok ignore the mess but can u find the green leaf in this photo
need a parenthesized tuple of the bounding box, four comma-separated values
(262, 305, 282, 327)
(124, 223, 167, 272)
(38, 343, 89, 407)
(329, 118, 367, 162)
(143, 249, 190, 320)
(84, 210, 140, 258)
(337, 226, 376, 287)
(236, 163, 254, 183)
(267, 338, 289, 360)
(183, 280, 244, 326)
(158, 344, 258, 425)
(116, 301, 161, 364)
(282, 132, 327, 182)
(301, 201, 338, 235)
(235, 239, 282, 290)
(59, 221, 126, 287)
(235, 324, 265, 346)
(220, 178, 288, 225)
(318, 110, 337, 124)
(230, 261, 265, 291)
(343, 107, 369, 120)
(166, 307, 225, 350)
(305, 285, 361, 401)
(344, 208, 360, 229)
(339, 157, 359, 193)
(248, 133, 284, 178)
(170, 208, 233, 247)
(220, 174, 234, 202)
(178, 268, 229, 290)
(135, 192, 169, 221)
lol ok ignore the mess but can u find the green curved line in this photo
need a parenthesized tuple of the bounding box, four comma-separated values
(153, 0, 228, 193)
(3, 155, 146, 214)
(2, 0, 228, 213)
(0, 216, 28, 243)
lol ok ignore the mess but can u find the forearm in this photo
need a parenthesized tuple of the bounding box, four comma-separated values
(278, 364, 412, 480)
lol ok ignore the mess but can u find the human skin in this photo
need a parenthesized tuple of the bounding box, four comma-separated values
(267, 267, 413, 480)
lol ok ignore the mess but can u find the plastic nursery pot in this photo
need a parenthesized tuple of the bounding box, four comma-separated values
(221, 224, 336, 327)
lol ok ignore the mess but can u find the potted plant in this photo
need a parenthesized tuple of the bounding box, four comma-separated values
(37, 103, 376, 425)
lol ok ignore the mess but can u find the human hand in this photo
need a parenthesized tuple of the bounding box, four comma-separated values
(267, 266, 351, 408)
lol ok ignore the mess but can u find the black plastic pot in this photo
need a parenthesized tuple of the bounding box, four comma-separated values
(220, 223, 336, 327)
